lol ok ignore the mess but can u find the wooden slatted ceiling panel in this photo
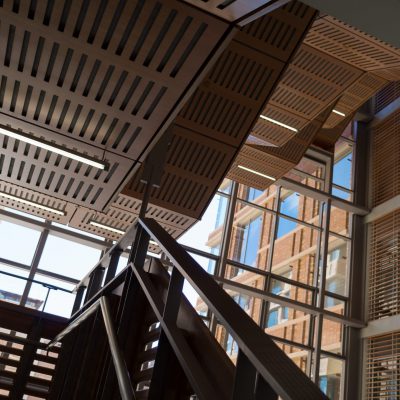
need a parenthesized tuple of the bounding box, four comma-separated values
(366, 332, 400, 400)
(372, 109, 400, 207)
(375, 81, 400, 114)
(0, 180, 76, 224)
(227, 110, 326, 189)
(122, 126, 236, 218)
(0, 118, 132, 211)
(323, 73, 388, 129)
(123, 2, 317, 219)
(0, 0, 228, 158)
(0, 0, 231, 211)
(304, 16, 400, 73)
(268, 44, 362, 120)
(369, 212, 400, 321)
(181, 0, 291, 24)
(0, 177, 193, 245)
(68, 200, 193, 245)
(312, 113, 354, 151)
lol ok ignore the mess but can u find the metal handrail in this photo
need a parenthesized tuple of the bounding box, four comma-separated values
(138, 217, 328, 400)
(0, 270, 72, 293)
(47, 296, 135, 400)
(75, 223, 137, 290)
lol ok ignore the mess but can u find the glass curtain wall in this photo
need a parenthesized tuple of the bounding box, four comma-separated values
(186, 124, 358, 399)
(0, 209, 107, 317)
(0, 122, 359, 398)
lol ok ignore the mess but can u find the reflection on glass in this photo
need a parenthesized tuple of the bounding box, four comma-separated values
(321, 317, 343, 355)
(268, 270, 292, 327)
(276, 215, 298, 239)
(266, 305, 310, 346)
(280, 189, 320, 226)
(319, 356, 343, 400)
(39, 234, 102, 280)
(324, 235, 350, 297)
(284, 156, 326, 191)
(229, 208, 265, 269)
(0, 220, 41, 265)
(271, 275, 313, 306)
(330, 206, 352, 238)
(238, 183, 276, 207)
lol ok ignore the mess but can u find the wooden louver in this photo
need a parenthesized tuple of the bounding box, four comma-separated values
(366, 332, 400, 399)
(369, 211, 400, 321)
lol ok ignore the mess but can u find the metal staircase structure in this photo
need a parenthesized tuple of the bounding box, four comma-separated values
(0, 218, 328, 400)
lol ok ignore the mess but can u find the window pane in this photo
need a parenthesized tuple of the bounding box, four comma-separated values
(272, 223, 319, 289)
(330, 206, 352, 238)
(28, 275, 75, 317)
(0, 220, 41, 265)
(280, 191, 299, 219)
(284, 156, 326, 190)
(333, 140, 353, 191)
(322, 318, 343, 355)
(0, 264, 28, 303)
(39, 234, 102, 280)
(280, 189, 321, 226)
(270, 276, 314, 306)
(179, 194, 227, 255)
(229, 208, 266, 268)
(238, 184, 276, 208)
(265, 305, 311, 346)
(332, 186, 353, 202)
(324, 235, 350, 297)
(218, 179, 232, 194)
(319, 356, 343, 400)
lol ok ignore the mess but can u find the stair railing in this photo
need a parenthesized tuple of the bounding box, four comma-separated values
(47, 296, 135, 400)
(134, 217, 328, 400)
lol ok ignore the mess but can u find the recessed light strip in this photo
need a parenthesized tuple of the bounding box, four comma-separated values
(0, 126, 107, 170)
(259, 115, 298, 132)
(89, 221, 125, 235)
(332, 109, 346, 117)
(0, 192, 65, 215)
(238, 165, 276, 181)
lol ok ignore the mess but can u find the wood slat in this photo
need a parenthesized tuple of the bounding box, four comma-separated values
(366, 332, 400, 400)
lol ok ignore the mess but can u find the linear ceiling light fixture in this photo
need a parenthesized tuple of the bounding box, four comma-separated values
(259, 115, 298, 132)
(0, 126, 107, 170)
(0, 192, 65, 215)
(89, 221, 125, 235)
(238, 165, 276, 181)
(332, 109, 346, 117)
